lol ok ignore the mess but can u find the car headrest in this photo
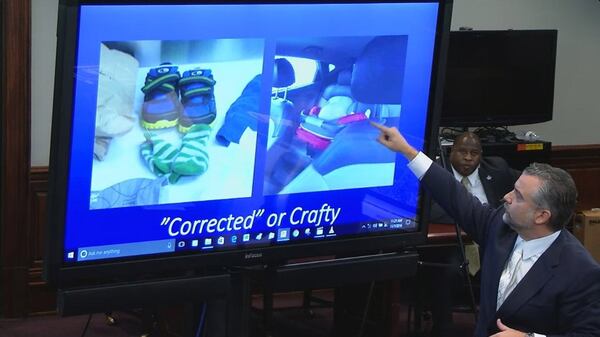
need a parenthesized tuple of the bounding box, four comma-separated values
(322, 69, 353, 100)
(337, 69, 352, 86)
(272, 58, 295, 88)
(351, 36, 407, 104)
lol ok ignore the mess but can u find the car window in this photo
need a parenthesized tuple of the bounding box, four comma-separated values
(275, 56, 318, 89)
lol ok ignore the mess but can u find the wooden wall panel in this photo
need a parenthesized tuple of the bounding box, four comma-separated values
(1, 0, 32, 318)
(551, 145, 600, 211)
(28, 168, 56, 314)
(30, 168, 48, 263)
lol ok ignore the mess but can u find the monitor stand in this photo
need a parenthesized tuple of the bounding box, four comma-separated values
(236, 251, 419, 337)
(57, 251, 418, 337)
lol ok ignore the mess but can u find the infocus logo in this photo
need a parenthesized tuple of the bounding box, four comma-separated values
(244, 252, 263, 259)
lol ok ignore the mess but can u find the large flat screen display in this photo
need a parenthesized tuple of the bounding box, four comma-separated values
(440, 29, 557, 127)
(45, 0, 451, 287)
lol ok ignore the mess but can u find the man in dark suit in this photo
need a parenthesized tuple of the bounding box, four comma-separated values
(431, 131, 520, 223)
(372, 122, 600, 337)
(423, 132, 520, 336)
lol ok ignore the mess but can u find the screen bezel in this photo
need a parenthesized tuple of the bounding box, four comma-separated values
(45, 0, 453, 288)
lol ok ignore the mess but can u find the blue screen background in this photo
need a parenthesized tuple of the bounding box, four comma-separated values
(64, 3, 440, 261)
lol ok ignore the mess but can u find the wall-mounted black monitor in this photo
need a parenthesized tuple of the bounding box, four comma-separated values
(45, 0, 452, 288)
(440, 29, 557, 127)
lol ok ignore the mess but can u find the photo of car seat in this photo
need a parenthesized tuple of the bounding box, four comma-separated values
(264, 35, 408, 195)
(295, 68, 362, 150)
(310, 35, 406, 176)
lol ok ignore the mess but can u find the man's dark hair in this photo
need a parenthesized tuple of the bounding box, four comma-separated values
(523, 163, 578, 231)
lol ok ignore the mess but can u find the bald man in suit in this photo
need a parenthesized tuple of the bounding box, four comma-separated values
(430, 132, 520, 224)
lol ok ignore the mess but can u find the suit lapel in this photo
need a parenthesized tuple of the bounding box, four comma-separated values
(493, 230, 517, 284)
(496, 230, 565, 317)
(479, 166, 498, 207)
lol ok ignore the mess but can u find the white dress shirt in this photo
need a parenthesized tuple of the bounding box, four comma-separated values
(451, 166, 489, 205)
(497, 232, 560, 310)
(407, 151, 433, 179)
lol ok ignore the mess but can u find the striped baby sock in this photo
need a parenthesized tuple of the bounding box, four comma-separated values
(140, 132, 179, 177)
(171, 124, 211, 182)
